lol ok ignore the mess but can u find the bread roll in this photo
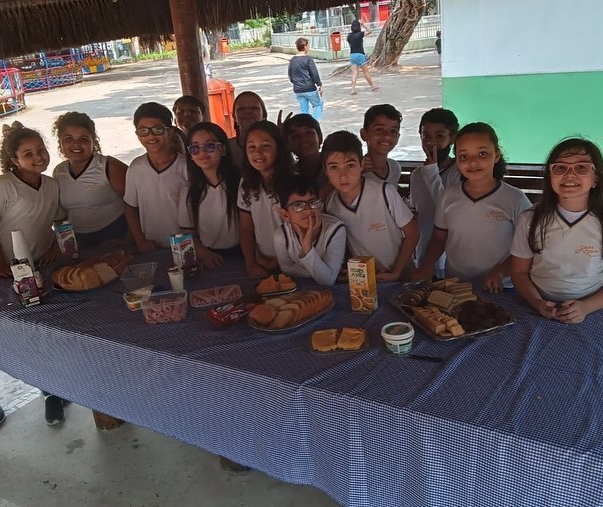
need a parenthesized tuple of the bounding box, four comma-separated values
(93, 263, 118, 284)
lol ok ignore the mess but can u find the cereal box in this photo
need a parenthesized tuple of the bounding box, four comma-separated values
(170, 233, 197, 268)
(347, 256, 378, 314)
(54, 221, 79, 260)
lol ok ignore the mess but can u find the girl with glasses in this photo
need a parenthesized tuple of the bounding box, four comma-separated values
(510, 138, 603, 323)
(274, 174, 345, 286)
(178, 122, 240, 269)
(238, 120, 293, 279)
(52, 112, 129, 247)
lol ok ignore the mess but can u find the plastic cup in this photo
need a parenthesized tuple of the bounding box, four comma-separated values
(168, 267, 184, 290)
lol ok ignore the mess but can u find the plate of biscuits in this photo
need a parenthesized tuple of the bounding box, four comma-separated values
(390, 278, 514, 340)
(248, 289, 334, 332)
(254, 273, 297, 297)
(52, 249, 134, 292)
(311, 327, 369, 354)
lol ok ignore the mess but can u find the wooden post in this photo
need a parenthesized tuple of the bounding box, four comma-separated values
(168, 0, 209, 117)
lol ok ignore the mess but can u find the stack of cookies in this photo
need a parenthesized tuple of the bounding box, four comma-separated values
(411, 306, 465, 338)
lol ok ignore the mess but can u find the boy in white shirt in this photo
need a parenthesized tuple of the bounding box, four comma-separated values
(124, 102, 188, 252)
(274, 174, 346, 286)
(323, 131, 419, 282)
(360, 104, 403, 187)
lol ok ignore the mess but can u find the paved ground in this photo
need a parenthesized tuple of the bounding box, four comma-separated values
(0, 49, 441, 507)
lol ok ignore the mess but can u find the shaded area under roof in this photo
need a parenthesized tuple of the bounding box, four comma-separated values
(0, 0, 349, 57)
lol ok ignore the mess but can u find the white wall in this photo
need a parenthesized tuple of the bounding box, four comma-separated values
(441, 0, 602, 77)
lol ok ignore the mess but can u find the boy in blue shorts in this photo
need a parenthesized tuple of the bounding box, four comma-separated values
(323, 131, 418, 281)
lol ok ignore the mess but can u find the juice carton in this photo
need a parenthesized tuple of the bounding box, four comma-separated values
(54, 221, 79, 260)
(347, 256, 378, 314)
(170, 233, 197, 268)
(11, 259, 41, 307)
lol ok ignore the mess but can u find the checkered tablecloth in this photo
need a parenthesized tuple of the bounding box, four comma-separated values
(1, 249, 603, 507)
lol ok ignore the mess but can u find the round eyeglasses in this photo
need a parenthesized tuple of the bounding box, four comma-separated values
(549, 162, 595, 176)
(135, 126, 168, 137)
(187, 142, 222, 156)
(286, 198, 323, 213)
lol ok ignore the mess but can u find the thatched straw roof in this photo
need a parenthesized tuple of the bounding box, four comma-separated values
(0, 0, 347, 58)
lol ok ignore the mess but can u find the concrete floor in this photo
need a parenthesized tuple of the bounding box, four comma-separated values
(0, 49, 441, 507)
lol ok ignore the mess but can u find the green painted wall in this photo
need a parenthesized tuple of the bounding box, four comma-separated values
(442, 71, 603, 164)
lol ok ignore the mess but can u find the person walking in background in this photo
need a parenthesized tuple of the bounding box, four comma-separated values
(347, 19, 378, 95)
(435, 30, 442, 66)
(287, 38, 323, 121)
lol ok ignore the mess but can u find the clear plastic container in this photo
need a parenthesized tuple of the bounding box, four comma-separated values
(142, 289, 187, 324)
(120, 262, 157, 291)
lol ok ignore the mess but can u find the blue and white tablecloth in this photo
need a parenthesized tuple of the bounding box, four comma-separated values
(1, 249, 603, 507)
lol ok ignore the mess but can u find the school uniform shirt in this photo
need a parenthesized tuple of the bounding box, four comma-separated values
(273, 213, 346, 286)
(123, 153, 188, 247)
(0, 172, 62, 262)
(324, 177, 414, 272)
(178, 181, 239, 250)
(510, 207, 603, 302)
(434, 180, 531, 280)
(363, 158, 402, 187)
(237, 181, 282, 258)
(410, 161, 461, 275)
(53, 154, 124, 233)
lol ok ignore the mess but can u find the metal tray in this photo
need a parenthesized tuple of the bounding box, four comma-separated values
(249, 300, 335, 333)
(389, 292, 515, 341)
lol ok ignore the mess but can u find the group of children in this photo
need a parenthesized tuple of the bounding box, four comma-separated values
(1, 95, 603, 426)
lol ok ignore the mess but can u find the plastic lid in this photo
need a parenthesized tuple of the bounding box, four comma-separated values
(381, 322, 414, 341)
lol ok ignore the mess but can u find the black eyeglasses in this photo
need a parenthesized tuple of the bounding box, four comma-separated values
(286, 198, 323, 213)
(187, 142, 222, 156)
(136, 126, 168, 137)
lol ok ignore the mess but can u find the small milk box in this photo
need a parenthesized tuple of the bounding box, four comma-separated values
(170, 233, 197, 268)
(11, 259, 41, 307)
(347, 256, 378, 314)
(54, 221, 79, 260)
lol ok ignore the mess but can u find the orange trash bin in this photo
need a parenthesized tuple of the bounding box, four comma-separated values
(220, 38, 229, 54)
(330, 32, 342, 52)
(206, 78, 235, 138)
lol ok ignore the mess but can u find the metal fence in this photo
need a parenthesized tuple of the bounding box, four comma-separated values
(271, 15, 440, 52)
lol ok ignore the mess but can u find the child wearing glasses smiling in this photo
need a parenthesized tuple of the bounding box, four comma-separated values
(124, 102, 188, 252)
(510, 138, 603, 323)
(178, 122, 240, 269)
(274, 174, 345, 286)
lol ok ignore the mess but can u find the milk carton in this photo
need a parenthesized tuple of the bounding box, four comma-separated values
(347, 256, 378, 314)
(11, 259, 41, 307)
(54, 221, 79, 260)
(170, 233, 197, 268)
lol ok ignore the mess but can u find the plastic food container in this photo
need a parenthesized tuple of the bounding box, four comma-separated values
(381, 322, 414, 355)
(120, 262, 158, 291)
(190, 284, 242, 308)
(123, 285, 153, 311)
(142, 289, 187, 324)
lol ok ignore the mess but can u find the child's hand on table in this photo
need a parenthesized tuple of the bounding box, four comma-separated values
(482, 269, 504, 293)
(198, 248, 224, 269)
(136, 239, 156, 253)
(534, 299, 558, 320)
(376, 271, 400, 282)
(555, 300, 588, 324)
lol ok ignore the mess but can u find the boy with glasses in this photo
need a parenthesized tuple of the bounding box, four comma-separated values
(274, 174, 345, 286)
(124, 102, 188, 252)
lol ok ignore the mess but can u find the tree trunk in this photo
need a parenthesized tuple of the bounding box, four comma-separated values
(368, 0, 425, 69)
(207, 27, 228, 60)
